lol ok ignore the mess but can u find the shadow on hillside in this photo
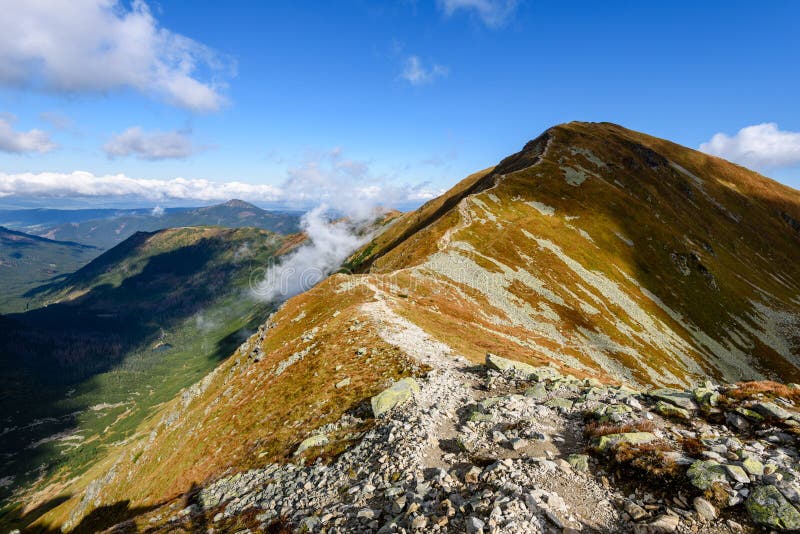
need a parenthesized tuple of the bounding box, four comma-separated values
(0, 233, 276, 512)
(0, 495, 70, 533)
(20, 272, 73, 299)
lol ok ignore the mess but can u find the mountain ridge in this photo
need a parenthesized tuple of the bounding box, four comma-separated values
(10, 122, 800, 533)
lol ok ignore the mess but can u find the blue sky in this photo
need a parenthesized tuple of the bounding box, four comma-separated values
(0, 0, 799, 208)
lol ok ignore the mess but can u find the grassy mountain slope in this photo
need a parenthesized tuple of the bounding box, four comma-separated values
(0, 226, 98, 314)
(32, 200, 301, 249)
(357, 122, 800, 385)
(0, 226, 294, 527)
(15, 122, 800, 532)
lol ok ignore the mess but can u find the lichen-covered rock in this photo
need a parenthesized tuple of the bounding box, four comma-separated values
(648, 389, 698, 411)
(371, 378, 420, 417)
(477, 396, 504, 413)
(743, 457, 765, 476)
(485, 352, 538, 377)
(595, 432, 656, 451)
(545, 397, 574, 411)
(725, 464, 751, 484)
(294, 433, 329, 456)
(752, 401, 792, 421)
(692, 387, 719, 407)
(525, 383, 547, 400)
(746, 484, 800, 531)
(686, 460, 728, 490)
(566, 454, 590, 472)
(468, 411, 494, 423)
(736, 407, 765, 422)
(654, 401, 690, 419)
(589, 403, 632, 423)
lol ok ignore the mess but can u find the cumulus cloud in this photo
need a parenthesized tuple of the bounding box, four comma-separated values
(0, 0, 234, 112)
(0, 116, 56, 154)
(103, 127, 198, 160)
(400, 56, 448, 86)
(150, 205, 165, 216)
(437, 0, 519, 27)
(700, 123, 800, 170)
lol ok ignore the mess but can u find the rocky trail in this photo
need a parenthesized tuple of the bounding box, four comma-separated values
(124, 291, 800, 533)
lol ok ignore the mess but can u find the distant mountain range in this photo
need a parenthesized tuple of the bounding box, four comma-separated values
(0, 199, 302, 249)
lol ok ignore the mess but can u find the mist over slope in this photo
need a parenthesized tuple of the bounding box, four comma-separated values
(11, 122, 800, 532)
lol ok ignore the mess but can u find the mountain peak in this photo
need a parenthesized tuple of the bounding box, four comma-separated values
(221, 199, 258, 209)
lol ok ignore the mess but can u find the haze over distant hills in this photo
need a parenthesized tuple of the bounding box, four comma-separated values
(7, 122, 800, 533)
(0, 199, 302, 250)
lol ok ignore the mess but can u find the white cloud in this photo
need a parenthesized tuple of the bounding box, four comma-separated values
(251, 205, 370, 302)
(281, 148, 442, 217)
(0, 150, 443, 206)
(150, 205, 165, 216)
(700, 123, 800, 170)
(437, 0, 519, 27)
(0, 171, 282, 202)
(401, 56, 448, 86)
(0, 116, 56, 154)
(0, 0, 234, 112)
(103, 127, 198, 160)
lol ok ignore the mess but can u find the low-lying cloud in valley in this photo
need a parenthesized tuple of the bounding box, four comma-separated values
(250, 149, 430, 303)
(251, 205, 371, 302)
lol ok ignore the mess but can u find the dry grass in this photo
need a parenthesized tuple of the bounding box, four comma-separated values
(725, 381, 800, 403)
(704, 481, 731, 507)
(680, 436, 704, 457)
(610, 441, 681, 479)
(31, 276, 424, 530)
(584, 419, 656, 439)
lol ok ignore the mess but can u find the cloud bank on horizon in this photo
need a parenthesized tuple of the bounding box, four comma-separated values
(0, 148, 444, 208)
(700, 123, 800, 171)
